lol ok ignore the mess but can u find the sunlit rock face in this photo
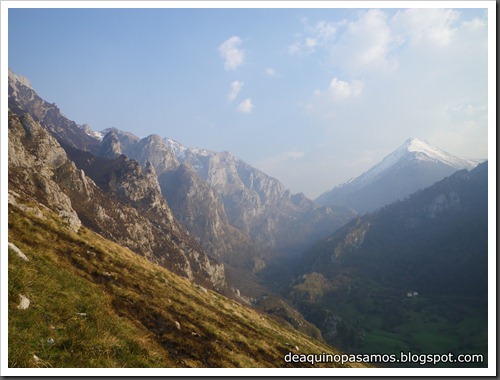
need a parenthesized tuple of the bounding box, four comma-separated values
(8, 83, 226, 290)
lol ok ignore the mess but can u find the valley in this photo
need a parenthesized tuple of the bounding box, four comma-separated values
(7, 69, 489, 369)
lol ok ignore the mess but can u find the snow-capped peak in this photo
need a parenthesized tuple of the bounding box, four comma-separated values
(334, 138, 481, 192)
(401, 137, 480, 169)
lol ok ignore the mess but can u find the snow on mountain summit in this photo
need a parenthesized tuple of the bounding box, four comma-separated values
(401, 137, 480, 169)
(316, 137, 485, 213)
(349, 137, 481, 191)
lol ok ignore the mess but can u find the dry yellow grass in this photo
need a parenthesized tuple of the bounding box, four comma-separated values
(8, 200, 367, 368)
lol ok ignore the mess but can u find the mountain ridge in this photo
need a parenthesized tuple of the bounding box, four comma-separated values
(8, 68, 332, 344)
(6, 68, 489, 369)
(8, 111, 226, 290)
(292, 162, 488, 356)
(101, 127, 355, 259)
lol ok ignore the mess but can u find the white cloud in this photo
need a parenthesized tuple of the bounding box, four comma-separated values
(288, 11, 403, 74)
(219, 36, 244, 71)
(392, 9, 460, 47)
(462, 17, 486, 31)
(288, 20, 337, 55)
(287, 41, 302, 55)
(314, 20, 337, 40)
(237, 98, 254, 113)
(265, 67, 276, 76)
(330, 9, 400, 74)
(302, 78, 364, 116)
(227, 80, 243, 103)
(283, 150, 305, 160)
(447, 101, 487, 119)
(314, 77, 364, 103)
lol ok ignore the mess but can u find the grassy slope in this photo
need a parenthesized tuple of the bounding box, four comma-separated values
(8, 201, 363, 368)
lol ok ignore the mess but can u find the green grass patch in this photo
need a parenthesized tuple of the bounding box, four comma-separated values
(8, 203, 364, 368)
(362, 330, 410, 354)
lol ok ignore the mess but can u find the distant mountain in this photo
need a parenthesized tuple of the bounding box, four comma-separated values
(9, 69, 354, 263)
(316, 137, 483, 214)
(7, 69, 336, 337)
(174, 142, 352, 255)
(104, 128, 356, 260)
(305, 161, 488, 296)
(294, 162, 488, 355)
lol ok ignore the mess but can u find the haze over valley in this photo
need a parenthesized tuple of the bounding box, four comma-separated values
(4, 4, 492, 374)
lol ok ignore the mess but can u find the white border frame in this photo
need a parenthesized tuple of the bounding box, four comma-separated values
(1, 1, 496, 377)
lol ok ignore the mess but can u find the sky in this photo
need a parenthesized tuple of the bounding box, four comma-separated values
(6, 3, 491, 199)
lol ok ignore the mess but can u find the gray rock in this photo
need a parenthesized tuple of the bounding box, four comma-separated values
(18, 294, 30, 310)
(8, 109, 225, 290)
(8, 242, 29, 262)
(8, 113, 82, 233)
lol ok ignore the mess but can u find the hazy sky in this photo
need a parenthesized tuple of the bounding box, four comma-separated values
(7, 4, 490, 198)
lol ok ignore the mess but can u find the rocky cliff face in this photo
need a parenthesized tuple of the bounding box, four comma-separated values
(64, 145, 175, 226)
(8, 111, 225, 289)
(102, 129, 249, 263)
(159, 164, 236, 259)
(99, 131, 123, 159)
(8, 69, 101, 154)
(104, 129, 180, 174)
(179, 148, 356, 254)
(8, 112, 83, 232)
(104, 131, 355, 256)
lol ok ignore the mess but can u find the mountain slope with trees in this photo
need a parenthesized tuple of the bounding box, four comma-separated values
(292, 163, 488, 362)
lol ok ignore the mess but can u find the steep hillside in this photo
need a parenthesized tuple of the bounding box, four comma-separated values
(8, 111, 224, 289)
(8, 200, 363, 368)
(305, 162, 488, 296)
(293, 163, 488, 361)
(159, 163, 255, 265)
(8, 69, 101, 153)
(316, 138, 483, 213)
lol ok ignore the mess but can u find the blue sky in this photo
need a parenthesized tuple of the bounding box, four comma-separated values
(7, 4, 490, 198)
